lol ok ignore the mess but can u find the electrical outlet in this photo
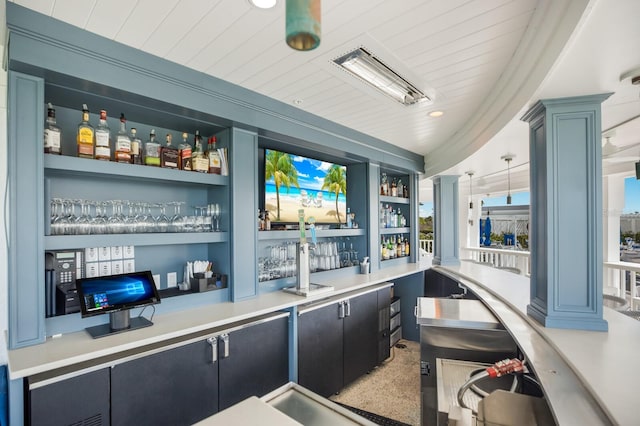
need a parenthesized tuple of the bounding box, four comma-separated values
(153, 274, 161, 290)
(167, 272, 177, 288)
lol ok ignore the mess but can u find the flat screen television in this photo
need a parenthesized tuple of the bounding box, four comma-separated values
(264, 149, 347, 225)
(76, 271, 161, 338)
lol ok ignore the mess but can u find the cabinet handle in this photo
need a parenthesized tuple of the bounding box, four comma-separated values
(338, 301, 346, 319)
(207, 337, 218, 364)
(345, 299, 351, 317)
(221, 333, 230, 358)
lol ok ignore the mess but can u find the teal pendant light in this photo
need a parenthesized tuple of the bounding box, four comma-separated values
(286, 0, 321, 51)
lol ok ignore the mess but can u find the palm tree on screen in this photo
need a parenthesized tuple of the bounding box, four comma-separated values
(322, 164, 346, 223)
(265, 150, 299, 221)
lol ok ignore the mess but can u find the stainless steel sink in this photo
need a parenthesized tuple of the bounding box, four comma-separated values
(282, 283, 334, 297)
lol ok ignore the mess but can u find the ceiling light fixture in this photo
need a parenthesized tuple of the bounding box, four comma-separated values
(466, 171, 474, 209)
(429, 110, 444, 118)
(333, 47, 430, 106)
(286, 0, 321, 51)
(249, 0, 277, 8)
(501, 154, 514, 205)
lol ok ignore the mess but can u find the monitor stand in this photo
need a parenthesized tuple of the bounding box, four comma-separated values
(85, 310, 153, 339)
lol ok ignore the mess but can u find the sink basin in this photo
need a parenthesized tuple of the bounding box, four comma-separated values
(282, 283, 334, 297)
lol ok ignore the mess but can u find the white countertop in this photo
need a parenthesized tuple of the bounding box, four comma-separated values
(439, 262, 640, 426)
(7, 260, 430, 380)
(194, 396, 302, 426)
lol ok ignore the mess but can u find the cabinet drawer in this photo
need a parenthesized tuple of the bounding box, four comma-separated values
(390, 327, 402, 347)
(390, 297, 401, 316)
(390, 312, 401, 331)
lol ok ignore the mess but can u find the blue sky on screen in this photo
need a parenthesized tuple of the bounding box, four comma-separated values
(289, 155, 336, 191)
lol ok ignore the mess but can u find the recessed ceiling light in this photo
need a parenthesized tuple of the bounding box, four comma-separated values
(293, 99, 303, 105)
(249, 0, 277, 9)
(428, 110, 444, 118)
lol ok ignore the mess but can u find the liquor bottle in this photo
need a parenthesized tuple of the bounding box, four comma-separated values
(382, 239, 388, 260)
(178, 132, 192, 171)
(403, 181, 409, 198)
(44, 103, 62, 155)
(397, 179, 404, 198)
(346, 207, 352, 228)
(264, 210, 271, 231)
(76, 104, 94, 159)
(94, 110, 111, 161)
(130, 127, 142, 165)
(207, 136, 222, 174)
(161, 133, 179, 169)
(400, 237, 406, 257)
(192, 130, 208, 173)
(391, 177, 398, 197)
(396, 235, 402, 258)
(114, 113, 131, 163)
(381, 173, 388, 196)
(405, 237, 410, 256)
(144, 129, 161, 166)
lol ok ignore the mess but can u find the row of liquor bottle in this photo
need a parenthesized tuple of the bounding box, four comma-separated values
(43, 103, 227, 174)
(380, 173, 408, 198)
(381, 235, 410, 260)
(380, 203, 407, 228)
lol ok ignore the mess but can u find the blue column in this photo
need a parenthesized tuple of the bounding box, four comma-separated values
(432, 175, 460, 266)
(521, 94, 612, 331)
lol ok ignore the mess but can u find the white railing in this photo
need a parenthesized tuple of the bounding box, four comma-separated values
(420, 239, 433, 254)
(429, 244, 640, 309)
(461, 246, 531, 276)
(603, 261, 640, 309)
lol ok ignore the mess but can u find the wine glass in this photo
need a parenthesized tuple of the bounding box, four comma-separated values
(169, 201, 185, 233)
(50, 198, 64, 235)
(212, 203, 221, 232)
(90, 200, 108, 235)
(155, 203, 170, 233)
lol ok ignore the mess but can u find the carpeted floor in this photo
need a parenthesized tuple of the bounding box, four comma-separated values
(330, 340, 421, 426)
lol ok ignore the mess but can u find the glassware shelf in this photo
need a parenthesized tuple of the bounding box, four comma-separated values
(44, 155, 228, 186)
(44, 232, 228, 250)
(380, 227, 411, 235)
(258, 228, 366, 240)
(379, 195, 410, 204)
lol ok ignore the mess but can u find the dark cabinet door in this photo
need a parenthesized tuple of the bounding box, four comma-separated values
(298, 303, 344, 397)
(111, 339, 219, 426)
(218, 316, 289, 410)
(377, 287, 392, 363)
(28, 368, 110, 426)
(343, 291, 379, 386)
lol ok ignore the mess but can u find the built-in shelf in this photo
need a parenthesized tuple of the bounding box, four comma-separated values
(44, 232, 228, 250)
(44, 155, 228, 186)
(379, 195, 410, 205)
(380, 256, 410, 266)
(258, 228, 366, 240)
(380, 227, 411, 235)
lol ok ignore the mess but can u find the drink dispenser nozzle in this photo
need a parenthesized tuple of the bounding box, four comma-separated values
(297, 242, 310, 291)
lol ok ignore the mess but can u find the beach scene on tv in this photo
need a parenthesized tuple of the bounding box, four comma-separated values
(265, 150, 347, 224)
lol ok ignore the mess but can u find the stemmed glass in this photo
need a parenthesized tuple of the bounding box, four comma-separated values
(169, 201, 185, 233)
(212, 203, 221, 232)
(108, 200, 126, 234)
(64, 198, 78, 235)
(75, 199, 93, 235)
(155, 203, 171, 233)
(50, 198, 66, 235)
(91, 201, 108, 234)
